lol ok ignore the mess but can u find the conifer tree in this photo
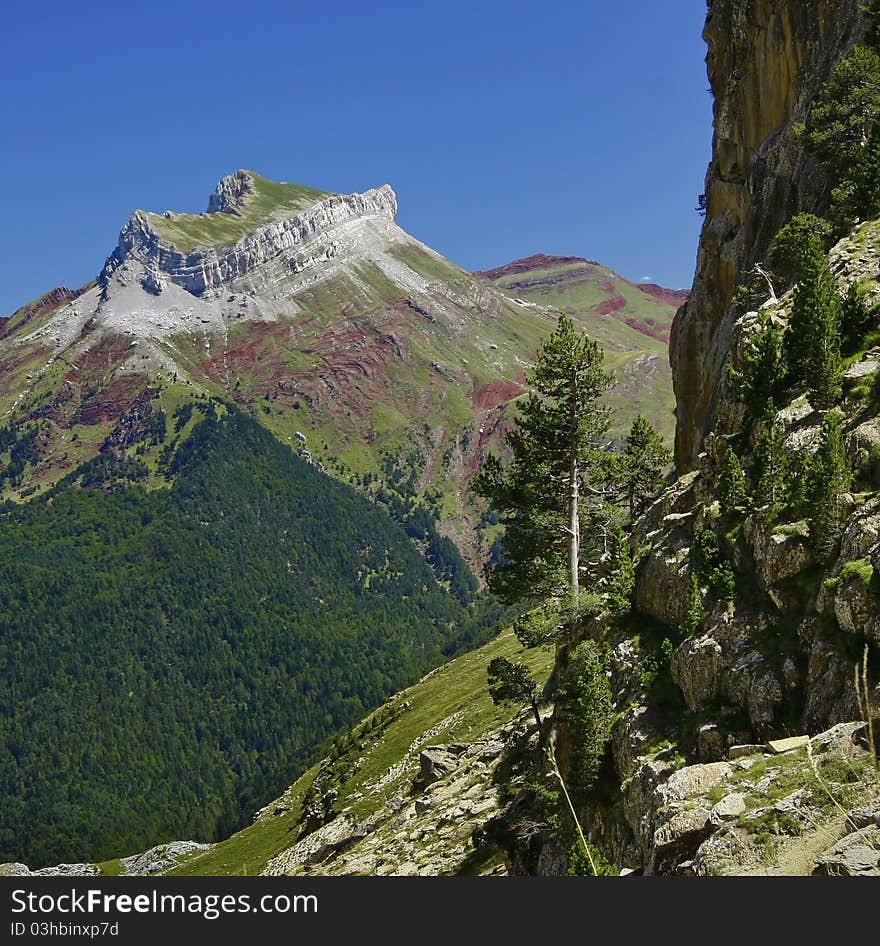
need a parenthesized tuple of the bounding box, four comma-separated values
(752, 407, 788, 514)
(487, 657, 543, 734)
(807, 412, 852, 562)
(852, 116, 880, 220)
(718, 441, 747, 512)
(621, 414, 670, 519)
(474, 315, 613, 608)
(805, 45, 880, 185)
(841, 281, 874, 355)
(785, 232, 843, 408)
(729, 319, 784, 418)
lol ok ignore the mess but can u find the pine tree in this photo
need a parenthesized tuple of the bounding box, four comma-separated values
(622, 414, 670, 519)
(852, 116, 880, 220)
(718, 441, 747, 512)
(805, 45, 880, 186)
(474, 315, 613, 608)
(806, 307, 844, 411)
(768, 213, 833, 290)
(729, 319, 785, 418)
(807, 412, 852, 562)
(785, 231, 843, 408)
(487, 657, 543, 735)
(840, 280, 874, 356)
(751, 406, 788, 515)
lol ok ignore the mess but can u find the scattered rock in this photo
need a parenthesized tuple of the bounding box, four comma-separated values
(766, 735, 810, 754)
(120, 841, 212, 876)
(728, 744, 764, 760)
(711, 793, 747, 823)
(813, 826, 880, 876)
(416, 747, 461, 786)
(847, 799, 880, 829)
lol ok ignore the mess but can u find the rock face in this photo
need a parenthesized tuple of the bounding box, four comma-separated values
(100, 184, 398, 298)
(671, 0, 862, 470)
(206, 169, 255, 215)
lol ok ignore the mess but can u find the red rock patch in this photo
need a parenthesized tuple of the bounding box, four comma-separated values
(637, 284, 690, 307)
(474, 254, 600, 281)
(469, 379, 524, 411)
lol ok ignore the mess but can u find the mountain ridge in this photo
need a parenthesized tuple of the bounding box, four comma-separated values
(0, 169, 677, 567)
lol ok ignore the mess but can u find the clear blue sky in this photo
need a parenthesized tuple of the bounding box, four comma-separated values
(0, 1, 712, 315)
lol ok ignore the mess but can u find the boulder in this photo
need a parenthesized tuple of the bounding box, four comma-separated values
(634, 542, 693, 627)
(847, 799, 880, 829)
(752, 526, 812, 589)
(832, 574, 874, 634)
(648, 807, 713, 874)
(802, 635, 859, 732)
(766, 735, 810, 754)
(697, 724, 725, 763)
(728, 744, 764, 760)
(672, 635, 722, 711)
(813, 826, 880, 876)
(417, 747, 460, 785)
(654, 762, 732, 807)
(844, 358, 880, 385)
(710, 793, 747, 824)
(848, 416, 880, 466)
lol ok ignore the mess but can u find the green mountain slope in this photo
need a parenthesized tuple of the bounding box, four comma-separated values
(477, 254, 685, 442)
(0, 406, 499, 868)
(0, 172, 678, 566)
(122, 625, 552, 877)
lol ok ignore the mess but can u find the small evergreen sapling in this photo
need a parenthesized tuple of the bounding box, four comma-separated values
(751, 406, 789, 516)
(487, 657, 543, 736)
(785, 232, 843, 408)
(729, 320, 784, 419)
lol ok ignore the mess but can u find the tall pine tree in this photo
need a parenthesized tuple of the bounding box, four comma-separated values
(807, 412, 852, 562)
(785, 231, 843, 409)
(474, 315, 613, 608)
(751, 406, 788, 515)
(621, 414, 670, 519)
(718, 441, 747, 513)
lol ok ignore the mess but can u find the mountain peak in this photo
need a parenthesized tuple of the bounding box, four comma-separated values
(206, 168, 256, 216)
(144, 171, 339, 254)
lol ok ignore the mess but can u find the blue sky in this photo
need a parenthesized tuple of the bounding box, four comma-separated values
(0, 1, 712, 314)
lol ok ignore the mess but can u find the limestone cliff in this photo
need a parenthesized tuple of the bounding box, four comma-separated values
(99, 182, 398, 298)
(672, 0, 863, 470)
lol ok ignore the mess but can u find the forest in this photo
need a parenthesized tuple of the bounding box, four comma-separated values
(0, 407, 498, 867)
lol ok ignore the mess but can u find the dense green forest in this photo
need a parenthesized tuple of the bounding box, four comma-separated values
(0, 406, 499, 867)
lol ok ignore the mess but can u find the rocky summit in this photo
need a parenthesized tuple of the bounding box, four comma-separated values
(0, 169, 678, 566)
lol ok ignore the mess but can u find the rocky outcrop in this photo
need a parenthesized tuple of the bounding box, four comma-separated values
(0, 285, 88, 339)
(264, 726, 525, 877)
(671, 0, 863, 470)
(206, 169, 255, 215)
(636, 723, 877, 875)
(99, 184, 398, 298)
